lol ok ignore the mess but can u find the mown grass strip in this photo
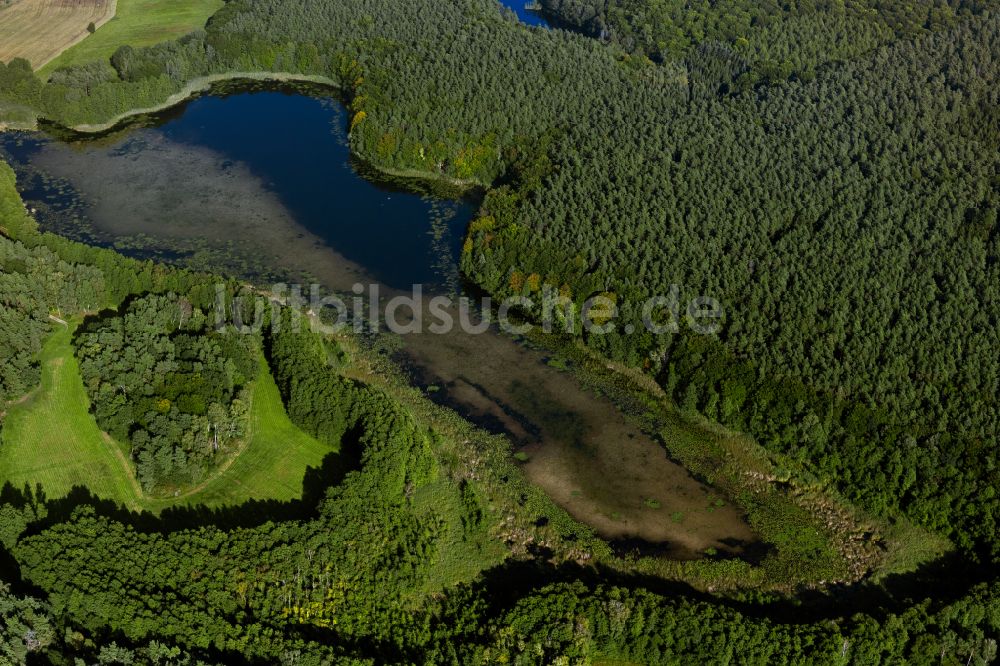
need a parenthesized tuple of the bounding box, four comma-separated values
(0, 321, 142, 510)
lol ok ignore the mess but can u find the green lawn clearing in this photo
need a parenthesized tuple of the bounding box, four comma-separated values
(0, 324, 331, 512)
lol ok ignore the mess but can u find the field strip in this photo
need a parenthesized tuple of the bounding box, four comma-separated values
(36, 0, 119, 70)
(0, 0, 118, 70)
(99, 432, 143, 505)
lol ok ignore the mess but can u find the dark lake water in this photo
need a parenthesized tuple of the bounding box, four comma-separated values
(0, 84, 755, 559)
(497, 0, 550, 28)
(4, 87, 472, 291)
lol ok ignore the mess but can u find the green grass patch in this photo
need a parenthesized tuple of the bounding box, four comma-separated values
(0, 322, 143, 509)
(0, 325, 331, 512)
(159, 353, 333, 508)
(40, 0, 225, 78)
(545, 357, 569, 371)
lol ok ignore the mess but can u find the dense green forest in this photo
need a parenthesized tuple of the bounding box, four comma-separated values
(1, 581, 217, 666)
(461, 13, 1000, 553)
(6, 538, 1000, 664)
(0, 152, 995, 662)
(0, 233, 103, 406)
(76, 293, 258, 492)
(0, 159, 103, 405)
(1, 0, 999, 662)
(539, 0, 994, 81)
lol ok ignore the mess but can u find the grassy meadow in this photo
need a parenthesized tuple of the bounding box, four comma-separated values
(163, 353, 334, 508)
(0, 324, 332, 512)
(0, 322, 143, 509)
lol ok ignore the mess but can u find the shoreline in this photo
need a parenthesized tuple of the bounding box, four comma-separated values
(4, 69, 489, 192)
(355, 161, 487, 191)
(67, 71, 343, 133)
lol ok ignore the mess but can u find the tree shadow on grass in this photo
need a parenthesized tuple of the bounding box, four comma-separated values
(2, 434, 359, 542)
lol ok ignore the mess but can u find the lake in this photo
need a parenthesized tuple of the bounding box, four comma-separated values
(0, 83, 756, 560)
(497, 0, 550, 28)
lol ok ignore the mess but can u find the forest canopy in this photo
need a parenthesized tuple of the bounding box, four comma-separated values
(0, 0, 998, 662)
(75, 293, 258, 492)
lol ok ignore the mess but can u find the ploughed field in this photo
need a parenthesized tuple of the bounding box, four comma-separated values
(37, 0, 225, 77)
(0, 0, 115, 69)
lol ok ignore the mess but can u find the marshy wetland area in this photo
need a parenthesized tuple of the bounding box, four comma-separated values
(2, 76, 949, 599)
(1, 82, 767, 562)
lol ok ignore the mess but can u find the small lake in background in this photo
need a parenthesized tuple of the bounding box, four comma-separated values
(497, 0, 550, 28)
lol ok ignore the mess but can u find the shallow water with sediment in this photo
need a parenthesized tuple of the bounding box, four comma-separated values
(1, 82, 756, 559)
